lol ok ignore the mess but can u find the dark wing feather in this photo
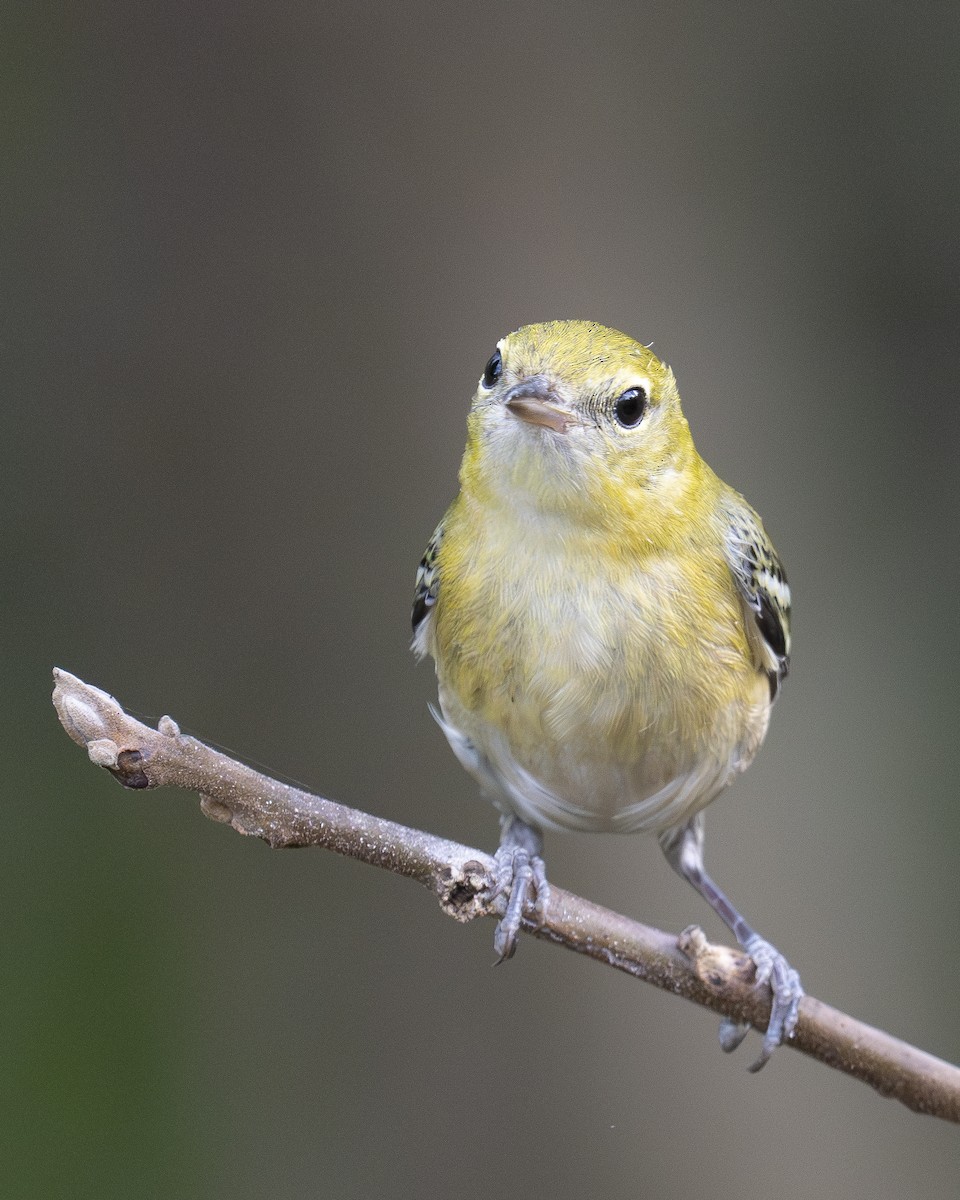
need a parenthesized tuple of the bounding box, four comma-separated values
(411, 517, 444, 651)
(722, 496, 791, 700)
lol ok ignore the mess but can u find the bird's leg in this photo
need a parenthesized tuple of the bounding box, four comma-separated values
(488, 815, 550, 961)
(659, 815, 803, 1071)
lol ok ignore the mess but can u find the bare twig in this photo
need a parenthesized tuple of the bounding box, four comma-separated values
(52, 668, 960, 1125)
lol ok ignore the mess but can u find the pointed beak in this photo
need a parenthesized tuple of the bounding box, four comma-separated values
(503, 378, 580, 434)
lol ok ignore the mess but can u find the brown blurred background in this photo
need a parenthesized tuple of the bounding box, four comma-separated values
(4, 2, 960, 1196)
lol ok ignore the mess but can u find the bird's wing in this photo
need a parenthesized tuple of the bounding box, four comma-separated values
(411, 516, 444, 657)
(722, 496, 791, 699)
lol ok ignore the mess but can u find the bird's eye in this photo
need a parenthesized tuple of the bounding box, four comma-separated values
(481, 349, 503, 389)
(614, 386, 647, 427)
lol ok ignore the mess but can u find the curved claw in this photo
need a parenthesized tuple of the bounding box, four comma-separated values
(741, 934, 804, 1072)
(489, 840, 549, 961)
(718, 1017, 751, 1054)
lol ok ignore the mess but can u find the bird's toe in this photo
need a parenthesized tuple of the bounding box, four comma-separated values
(741, 934, 804, 1072)
(489, 842, 549, 962)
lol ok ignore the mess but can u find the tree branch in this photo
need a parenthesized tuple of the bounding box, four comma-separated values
(52, 668, 960, 1125)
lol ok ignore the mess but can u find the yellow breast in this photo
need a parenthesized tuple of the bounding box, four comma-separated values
(429, 493, 770, 833)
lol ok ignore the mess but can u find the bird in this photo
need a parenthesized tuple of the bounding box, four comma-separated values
(412, 319, 802, 1069)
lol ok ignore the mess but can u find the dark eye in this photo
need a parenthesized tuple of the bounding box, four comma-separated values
(614, 386, 647, 427)
(481, 349, 503, 389)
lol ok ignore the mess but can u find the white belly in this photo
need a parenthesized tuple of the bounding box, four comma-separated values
(432, 690, 757, 836)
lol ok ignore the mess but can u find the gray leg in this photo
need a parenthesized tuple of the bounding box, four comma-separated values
(659, 815, 803, 1071)
(489, 815, 550, 961)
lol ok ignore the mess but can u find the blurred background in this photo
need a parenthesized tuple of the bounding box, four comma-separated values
(4, 2, 959, 1196)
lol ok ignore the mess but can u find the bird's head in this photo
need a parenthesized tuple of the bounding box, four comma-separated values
(460, 320, 702, 533)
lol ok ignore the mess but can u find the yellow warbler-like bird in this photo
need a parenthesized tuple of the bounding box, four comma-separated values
(412, 320, 802, 1068)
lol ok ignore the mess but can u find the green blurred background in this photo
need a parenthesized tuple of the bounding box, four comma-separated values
(5, 3, 959, 1196)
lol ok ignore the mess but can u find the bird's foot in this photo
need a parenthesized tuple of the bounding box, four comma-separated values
(729, 934, 803, 1072)
(488, 824, 550, 961)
